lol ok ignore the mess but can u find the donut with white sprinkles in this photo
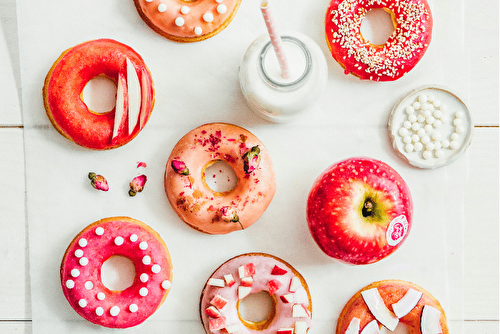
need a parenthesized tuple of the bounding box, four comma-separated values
(60, 217, 173, 328)
(325, 0, 433, 81)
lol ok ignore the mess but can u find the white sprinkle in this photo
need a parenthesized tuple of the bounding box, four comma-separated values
(115, 236, 124, 246)
(84, 281, 94, 290)
(158, 3, 167, 12)
(203, 12, 214, 22)
(66, 280, 75, 289)
(129, 304, 139, 313)
(78, 299, 87, 308)
(130, 234, 138, 242)
(110, 306, 120, 316)
(71, 269, 80, 277)
(97, 292, 105, 300)
(139, 241, 148, 250)
(96, 307, 104, 316)
(151, 264, 161, 274)
(140, 273, 149, 283)
(79, 257, 89, 266)
(78, 239, 87, 247)
(161, 280, 172, 290)
(139, 287, 149, 297)
(74, 249, 84, 258)
(95, 227, 104, 236)
(142, 255, 152, 265)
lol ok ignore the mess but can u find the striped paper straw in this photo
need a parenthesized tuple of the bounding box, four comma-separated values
(260, 0, 291, 79)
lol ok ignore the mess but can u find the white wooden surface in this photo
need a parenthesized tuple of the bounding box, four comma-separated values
(0, 0, 498, 332)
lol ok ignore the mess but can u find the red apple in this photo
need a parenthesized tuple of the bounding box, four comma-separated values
(306, 157, 413, 265)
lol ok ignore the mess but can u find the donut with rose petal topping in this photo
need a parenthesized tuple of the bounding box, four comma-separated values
(60, 217, 172, 328)
(337, 280, 449, 334)
(164, 123, 276, 234)
(325, 0, 433, 81)
(200, 253, 313, 334)
(133, 0, 242, 43)
(43, 39, 154, 150)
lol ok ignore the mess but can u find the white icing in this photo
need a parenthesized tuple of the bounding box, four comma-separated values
(158, 3, 167, 12)
(139, 287, 149, 296)
(129, 304, 139, 313)
(79, 257, 89, 266)
(95, 227, 104, 236)
(114, 236, 124, 246)
(97, 292, 105, 300)
(84, 281, 94, 290)
(110, 305, 120, 316)
(139, 241, 148, 250)
(71, 269, 80, 277)
(161, 280, 172, 289)
(96, 307, 104, 316)
(140, 273, 149, 283)
(66, 280, 75, 289)
(142, 255, 152, 265)
(78, 238, 87, 247)
(130, 234, 138, 242)
(74, 249, 83, 258)
(78, 299, 87, 308)
(151, 264, 161, 273)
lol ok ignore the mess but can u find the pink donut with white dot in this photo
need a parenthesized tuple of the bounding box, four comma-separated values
(133, 0, 242, 42)
(60, 217, 173, 328)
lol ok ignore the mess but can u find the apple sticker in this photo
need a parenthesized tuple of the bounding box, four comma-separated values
(386, 215, 409, 246)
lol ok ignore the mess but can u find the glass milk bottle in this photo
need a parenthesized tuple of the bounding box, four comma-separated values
(238, 31, 328, 122)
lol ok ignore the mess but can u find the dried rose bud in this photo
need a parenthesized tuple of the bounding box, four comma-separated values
(243, 146, 261, 174)
(88, 172, 109, 192)
(137, 161, 147, 168)
(171, 160, 190, 175)
(129, 174, 147, 197)
(220, 206, 243, 229)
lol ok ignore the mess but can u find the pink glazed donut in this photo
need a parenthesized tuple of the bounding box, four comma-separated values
(60, 217, 173, 328)
(200, 253, 313, 334)
(164, 123, 276, 235)
(133, 0, 242, 42)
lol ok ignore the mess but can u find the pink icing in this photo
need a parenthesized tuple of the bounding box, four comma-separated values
(200, 254, 313, 333)
(60, 217, 173, 328)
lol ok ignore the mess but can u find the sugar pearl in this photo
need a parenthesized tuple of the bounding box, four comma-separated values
(403, 120, 412, 129)
(433, 120, 442, 128)
(161, 280, 172, 290)
(74, 249, 84, 258)
(110, 306, 120, 316)
(158, 3, 167, 12)
(411, 134, 420, 143)
(456, 126, 465, 134)
(426, 116, 435, 124)
(194, 27, 202, 35)
(403, 136, 412, 144)
(451, 133, 460, 141)
(142, 255, 152, 265)
(175, 17, 185, 26)
(455, 110, 465, 118)
(417, 128, 426, 137)
(180, 5, 189, 14)
(95, 227, 104, 236)
(139, 241, 148, 250)
(417, 114, 425, 122)
(426, 142, 435, 151)
(84, 281, 93, 290)
(411, 123, 420, 131)
(140, 273, 149, 283)
(433, 110, 443, 119)
(424, 124, 433, 132)
(79, 257, 89, 266)
(441, 140, 450, 148)
(96, 307, 104, 316)
(139, 287, 149, 297)
(418, 94, 428, 103)
(453, 118, 462, 126)
(414, 142, 423, 151)
(399, 127, 409, 136)
(405, 144, 414, 153)
(433, 99, 441, 107)
(421, 136, 431, 144)
(151, 264, 161, 273)
(432, 132, 442, 141)
(428, 94, 435, 102)
(130, 304, 139, 313)
(408, 114, 417, 122)
(203, 12, 214, 22)
(217, 4, 227, 14)
(97, 292, 105, 300)
(450, 141, 459, 149)
(435, 149, 444, 158)
(78, 239, 87, 247)
(405, 106, 415, 114)
(434, 141, 442, 150)
(421, 102, 430, 111)
(66, 280, 75, 289)
(71, 269, 80, 277)
(115, 236, 124, 246)
(412, 102, 421, 110)
(130, 234, 138, 242)
(78, 299, 87, 308)
(422, 150, 432, 159)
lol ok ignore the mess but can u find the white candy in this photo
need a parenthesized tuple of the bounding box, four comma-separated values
(424, 124, 433, 132)
(139, 287, 149, 297)
(78, 299, 87, 308)
(411, 123, 421, 131)
(455, 110, 464, 118)
(411, 134, 420, 143)
(405, 106, 415, 114)
(158, 3, 167, 12)
(151, 264, 161, 273)
(180, 5, 190, 14)
(403, 136, 412, 144)
(66, 280, 75, 289)
(417, 128, 426, 137)
(422, 150, 432, 159)
(114, 236, 124, 246)
(414, 142, 423, 151)
(130, 234, 138, 242)
(453, 118, 462, 126)
(96, 307, 104, 316)
(456, 126, 465, 134)
(433, 109, 443, 119)
(417, 114, 425, 123)
(78, 239, 87, 247)
(79, 257, 89, 266)
(403, 120, 412, 129)
(194, 26, 203, 35)
(435, 149, 444, 158)
(441, 140, 450, 148)
(433, 99, 441, 107)
(110, 306, 120, 316)
(434, 141, 442, 150)
(162, 280, 172, 290)
(427, 94, 435, 102)
(217, 4, 227, 14)
(74, 249, 84, 258)
(71, 269, 80, 277)
(433, 120, 442, 128)
(84, 281, 93, 290)
(432, 132, 442, 141)
(139, 241, 148, 250)
(142, 255, 152, 265)
(399, 127, 409, 137)
(203, 12, 214, 22)
(130, 304, 139, 313)
(421, 102, 430, 111)
(405, 144, 414, 153)
(425, 142, 435, 151)
(450, 141, 459, 149)
(95, 227, 104, 235)
(450, 133, 460, 141)
(418, 94, 428, 103)
(408, 114, 417, 122)
(426, 116, 435, 124)
(175, 17, 185, 26)
(97, 292, 105, 300)
(421, 136, 431, 144)
(140, 273, 149, 283)
(412, 101, 421, 110)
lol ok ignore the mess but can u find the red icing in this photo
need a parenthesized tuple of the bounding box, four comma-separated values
(60, 217, 172, 328)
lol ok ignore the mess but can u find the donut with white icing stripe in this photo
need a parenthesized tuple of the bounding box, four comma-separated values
(336, 280, 449, 334)
(325, 0, 433, 81)
(200, 253, 313, 334)
(60, 217, 173, 328)
(43, 39, 154, 150)
(133, 0, 242, 42)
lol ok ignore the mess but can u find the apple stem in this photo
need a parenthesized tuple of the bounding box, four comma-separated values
(362, 199, 374, 217)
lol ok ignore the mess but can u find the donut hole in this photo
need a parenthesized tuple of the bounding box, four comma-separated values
(237, 291, 276, 330)
(360, 8, 396, 46)
(101, 255, 136, 291)
(82, 75, 117, 114)
(203, 160, 238, 194)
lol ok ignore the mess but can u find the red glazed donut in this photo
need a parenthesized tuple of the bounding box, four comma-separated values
(133, 0, 242, 43)
(60, 217, 173, 328)
(325, 0, 433, 81)
(164, 123, 276, 235)
(43, 39, 154, 150)
(336, 280, 449, 334)
(200, 253, 313, 334)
